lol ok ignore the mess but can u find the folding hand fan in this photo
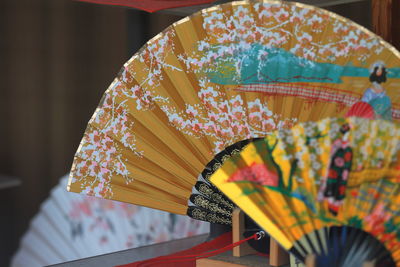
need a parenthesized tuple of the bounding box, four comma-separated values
(11, 176, 208, 267)
(68, 0, 400, 226)
(211, 117, 400, 266)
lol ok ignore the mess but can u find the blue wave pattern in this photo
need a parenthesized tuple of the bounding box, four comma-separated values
(205, 44, 400, 85)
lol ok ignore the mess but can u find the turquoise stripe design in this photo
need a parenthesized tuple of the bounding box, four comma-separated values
(204, 44, 400, 85)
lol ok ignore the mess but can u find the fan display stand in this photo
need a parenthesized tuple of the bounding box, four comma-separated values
(233, 209, 289, 266)
(197, 253, 281, 267)
(197, 209, 290, 267)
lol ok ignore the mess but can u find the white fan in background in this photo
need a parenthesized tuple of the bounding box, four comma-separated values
(11, 175, 209, 267)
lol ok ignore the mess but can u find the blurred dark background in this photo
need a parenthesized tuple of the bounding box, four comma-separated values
(0, 0, 397, 266)
(0, 2, 180, 265)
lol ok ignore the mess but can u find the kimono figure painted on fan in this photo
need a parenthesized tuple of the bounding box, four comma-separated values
(318, 124, 353, 215)
(359, 61, 392, 120)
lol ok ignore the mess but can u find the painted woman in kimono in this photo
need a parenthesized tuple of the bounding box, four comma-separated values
(360, 61, 392, 120)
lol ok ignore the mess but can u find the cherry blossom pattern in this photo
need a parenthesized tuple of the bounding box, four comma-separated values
(135, 29, 182, 93)
(70, 80, 146, 198)
(182, 2, 383, 80)
(161, 77, 296, 153)
(70, 33, 178, 196)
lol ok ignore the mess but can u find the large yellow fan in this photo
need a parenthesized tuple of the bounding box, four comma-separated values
(211, 117, 400, 266)
(68, 0, 400, 225)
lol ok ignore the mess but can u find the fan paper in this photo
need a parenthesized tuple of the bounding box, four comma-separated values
(211, 117, 400, 265)
(68, 0, 400, 221)
(11, 176, 208, 267)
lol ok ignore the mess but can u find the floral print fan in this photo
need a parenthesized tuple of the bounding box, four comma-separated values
(68, 0, 400, 225)
(211, 117, 400, 266)
(11, 176, 208, 267)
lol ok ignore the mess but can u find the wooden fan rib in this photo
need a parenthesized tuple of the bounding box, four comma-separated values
(70, 155, 189, 206)
(172, 18, 226, 153)
(128, 52, 212, 162)
(108, 72, 210, 167)
(70, 157, 190, 206)
(124, 100, 209, 173)
(99, 77, 209, 176)
(124, 115, 201, 181)
(68, 171, 188, 215)
(110, 183, 188, 215)
(83, 122, 195, 191)
(278, 3, 297, 123)
(144, 105, 211, 166)
(122, 164, 189, 201)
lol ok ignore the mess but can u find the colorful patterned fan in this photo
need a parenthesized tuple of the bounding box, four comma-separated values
(11, 176, 208, 267)
(68, 0, 400, 226)
(211, 117, 400, 266)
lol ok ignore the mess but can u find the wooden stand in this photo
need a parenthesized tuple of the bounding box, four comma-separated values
(269, 239, 290, 267)
(232, 209, 256, 257)
(232, 209, 289, 267)
(197, 209, 290, 266)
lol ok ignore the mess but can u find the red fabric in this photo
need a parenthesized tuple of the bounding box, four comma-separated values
(345, 102, 375, 119)
(117, 232, 232, 267)
(74, 0, 217, 13)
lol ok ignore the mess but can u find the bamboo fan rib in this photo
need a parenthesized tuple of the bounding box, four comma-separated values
(68, 0, 400, 225)
(211, 117, 400, 266)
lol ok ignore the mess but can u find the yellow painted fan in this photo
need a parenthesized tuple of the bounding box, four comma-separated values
(68, 0, 400, 225)
(211, 117, 400, 266)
